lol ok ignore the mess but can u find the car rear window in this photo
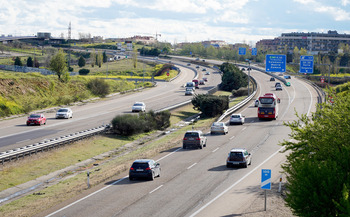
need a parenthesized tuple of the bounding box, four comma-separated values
(29, 114, 40, 118)
(132, 162, 149, 169)
(231, 115, 240, 118)
(184, 132, 199, 137)
(134, 103, 143, 106)
(229, 152, 244, 161)
(213, 122, 224, 126)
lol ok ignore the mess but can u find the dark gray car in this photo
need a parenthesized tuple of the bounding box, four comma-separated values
(183, 130, 207, 149)
(129, 159, 161, 181)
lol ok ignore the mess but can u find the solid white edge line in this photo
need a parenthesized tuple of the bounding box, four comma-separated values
(47, 147, 183, 216)
(241, 127, 247, 131)
(189, 146, 286, 217)
(229, 136, 235, 140)
(187, 163, 197, 170)
(149, 185, 163, 194)
(46, 176, 128, 217)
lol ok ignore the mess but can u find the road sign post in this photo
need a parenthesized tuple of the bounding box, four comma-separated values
(261, 169, 271, 211)
(300, 56, 314, 73)
(265, 55, 286, 73)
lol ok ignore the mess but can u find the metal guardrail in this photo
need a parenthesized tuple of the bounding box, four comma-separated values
(217, 76, 257, 122)
(0, 125, 107, 164)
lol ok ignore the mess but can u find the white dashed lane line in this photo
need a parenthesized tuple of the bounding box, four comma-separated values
(187, 163, 197, 170)
(149, 185, 163, 194)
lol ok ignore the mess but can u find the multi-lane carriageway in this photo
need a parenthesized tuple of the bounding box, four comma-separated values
(2, 58, 319, 217)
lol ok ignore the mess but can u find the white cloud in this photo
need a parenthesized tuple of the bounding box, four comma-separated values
(341, 0, 350, 6)
(315, 6, 350, 21)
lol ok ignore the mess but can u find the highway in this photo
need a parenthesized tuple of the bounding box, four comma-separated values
(39, 60, 319, 217)
(0, 62, 221, 153)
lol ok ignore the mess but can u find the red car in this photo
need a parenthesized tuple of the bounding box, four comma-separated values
(27, 114, 47, 126)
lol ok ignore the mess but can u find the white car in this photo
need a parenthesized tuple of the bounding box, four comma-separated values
(56, 108, 73, 119)
(229, 114, 245, 125)
(132, 102, 146, 112)
(185, 88, 195, 95)
(254, 99, 259, 107)
(210, 122, 228, 135)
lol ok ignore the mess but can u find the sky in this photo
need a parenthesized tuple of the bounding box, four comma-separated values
(0, 0, 350, 45)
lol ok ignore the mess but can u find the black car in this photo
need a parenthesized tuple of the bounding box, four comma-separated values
(270, 77, 275, 81)
(129, 159, 161, 181)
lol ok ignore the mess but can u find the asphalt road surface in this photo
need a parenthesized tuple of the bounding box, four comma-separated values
(40, 62, 318, 217)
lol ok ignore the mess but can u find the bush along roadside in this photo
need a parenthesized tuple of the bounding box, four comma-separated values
(111, 110, 171, 136)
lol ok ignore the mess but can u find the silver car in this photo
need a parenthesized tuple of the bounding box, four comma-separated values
(132, 102, 146, 112)
(226, 148, 252, 168)
(229, 114, 245, 125)
(210, 122, 228, 135)
(56, 108, 73, 119)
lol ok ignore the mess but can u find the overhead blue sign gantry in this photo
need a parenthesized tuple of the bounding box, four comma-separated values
(251, 48, 257, 56)
(239, 47, 246, 55)
(265, 54, 286, 73)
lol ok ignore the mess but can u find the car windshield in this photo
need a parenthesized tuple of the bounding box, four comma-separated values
(133, 103, 143, 106)
(184, 132, 199, 137)
(260, 98, 274, 104)
(29, 114, 40, 118)
(58, 109, 68, 112)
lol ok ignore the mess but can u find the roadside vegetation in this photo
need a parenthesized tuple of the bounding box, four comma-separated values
(281, 88, 350, 216)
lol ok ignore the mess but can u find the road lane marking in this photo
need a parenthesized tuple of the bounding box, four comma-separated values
(187, 163, 197, 170)
(189, 146, 286, 217)
(16, 139, 30, 144)
(156, 147, 182, 162)
(149, 185, 163, 194)
(47, 147, 183, 216)
(212, 148, 219, 153)
(229, 136, 235, 140)
(242, 127, 247, 131)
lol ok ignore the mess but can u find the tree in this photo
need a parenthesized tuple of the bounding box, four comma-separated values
(281, 91, 350, 217)
(34, 58, 40, 68)
(49, 49, 68, 82)
(78, 56, 86, 67)
(219, 62, 248, 91)
(133, 49, 137, 69)
(103, 51, 107, 63)
(97, 51, 103, 68)
(26, 56, 33, 67)
(14, 57, 22, 66)
(192, 94, 229, 117)
(90, 49, 96, 67)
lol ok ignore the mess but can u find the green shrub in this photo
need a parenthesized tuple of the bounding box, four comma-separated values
(87, 78, 110, 97)
(68, 67, 74, 72)
(111, 110, 171, 136)
(192, 94, 229, 118)
(232, 87, 248, 97)
(79, 68, 90, 75)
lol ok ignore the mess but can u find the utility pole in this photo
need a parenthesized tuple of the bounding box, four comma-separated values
(67, 22, 71, 68)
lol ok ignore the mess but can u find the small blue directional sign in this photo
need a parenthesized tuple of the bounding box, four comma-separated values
(252, 48, 257, 56)
(239, 47, 246, 55)
(266, 54, 286, 73)
(300, 55, 314, 73)
(261, 169, 271, 190)
(190, 51, 192, 55)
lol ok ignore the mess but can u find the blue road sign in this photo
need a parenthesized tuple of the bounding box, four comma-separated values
(239, 47, 246, 55)
(266, 54, 286, 73)
(261, 169, 271, 190)
(252, 48, 257, 56)
(300, 55, 314, 73)
(190, 51, 192, 55)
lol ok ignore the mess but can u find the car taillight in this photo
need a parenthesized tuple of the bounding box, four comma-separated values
(196, 138, 200, 140)
(130, 167, 134, 171)
(183, 138, 187, 140)
(145, 167, 151, 171)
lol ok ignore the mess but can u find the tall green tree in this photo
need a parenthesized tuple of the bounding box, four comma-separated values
(14, 56, 22, 66)
(26, 56, 33, 67)
(281, 92, 350, 217)
(97, 51, 103, 68)
(219, 62, 248, 91)
(102, 51, 107, 63)
(78, 56, 86, 67)
(49, 49, 68, 82)
(90, 49, 96, 67)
